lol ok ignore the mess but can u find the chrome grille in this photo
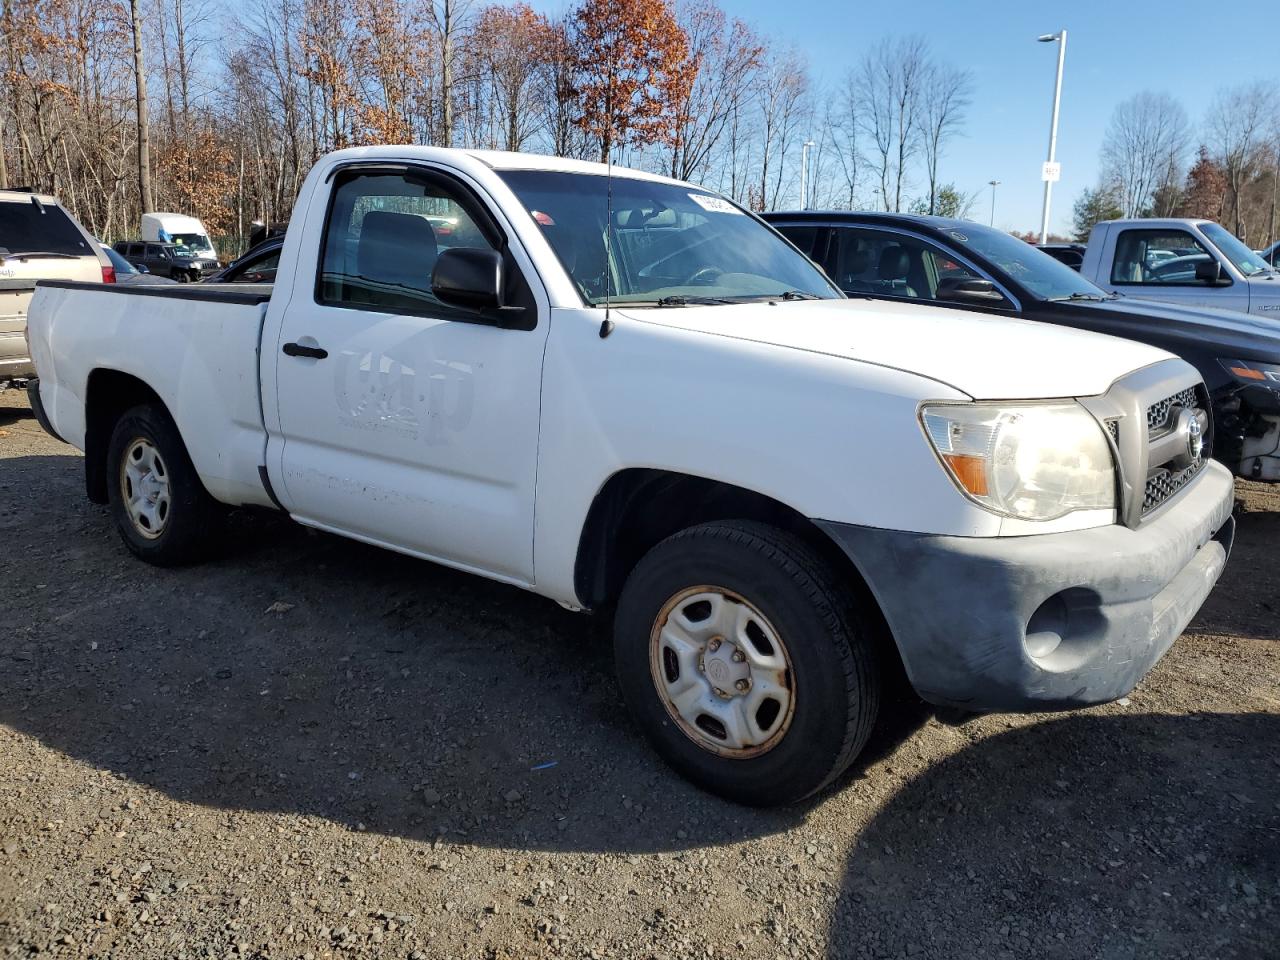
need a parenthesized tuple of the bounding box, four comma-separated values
(1142, 385, 1206, 516)
(1144, 462, 1202, 513)
(1147, 387, 1196, 438)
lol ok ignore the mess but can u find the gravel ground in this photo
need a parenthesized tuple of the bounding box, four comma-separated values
(1, 388, 1277, 959)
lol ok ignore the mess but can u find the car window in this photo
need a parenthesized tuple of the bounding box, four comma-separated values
(497, 170, 838, 306)
(227, 249, 280, 283)
(824, 229, 936, 300)
(1201, 222, 1271, 277)
(318, 168, 500, 319)
(0, 198, 94, 257)
(777, 226, 819, 259)
(102, 246, 137, 274)
(1111, 229, 1214, 285)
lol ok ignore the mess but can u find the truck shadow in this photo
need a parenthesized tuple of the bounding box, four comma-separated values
(825, 711, 1280, 960)
(0, 451, 1275, 869)
(0, 454, 937, 854)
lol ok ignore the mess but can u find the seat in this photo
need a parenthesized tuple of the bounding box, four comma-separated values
(835, 242, 875, 293)
(877, 245, 918, 298)
(356, 211, 438, 290)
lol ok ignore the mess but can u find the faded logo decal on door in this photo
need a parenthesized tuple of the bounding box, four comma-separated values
(333, 346, 474, 445)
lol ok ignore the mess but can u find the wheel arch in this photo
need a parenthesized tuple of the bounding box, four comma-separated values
(83, 368, 167, 504)
(572, 468, 900, 672)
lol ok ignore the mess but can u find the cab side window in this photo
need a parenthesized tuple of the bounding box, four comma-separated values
(1111, 229, 1214, 285)
(317, 168, 503, 320)
(823, 227, 992, 304)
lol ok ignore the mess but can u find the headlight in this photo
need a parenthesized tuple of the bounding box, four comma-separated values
(921, 402, 1116, 521)
(1219, 358, 1280, 385)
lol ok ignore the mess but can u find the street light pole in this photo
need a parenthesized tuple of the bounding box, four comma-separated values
(988, 180, 1000, 227)
(1037, 29, 1067, 244)
(799, 139, 816, 210)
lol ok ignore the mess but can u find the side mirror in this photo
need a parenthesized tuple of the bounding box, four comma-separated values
(936, 276, 1009, 307)
(136, 263, 150, 273)
(1194, 259, 1230, 285)
(432, 247, 503, 310)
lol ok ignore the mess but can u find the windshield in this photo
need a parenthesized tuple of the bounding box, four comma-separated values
(0, 199, 93, 257)
(102, 246, 137, 273)
(169, 232, 213, 255)
(497, 170, 839, 305)
(1201, 222, 1272, 278)
(938, 222, 1108, 301)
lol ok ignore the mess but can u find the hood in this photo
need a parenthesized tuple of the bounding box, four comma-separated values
(1071, 296, 1280, 363)
(620, 297, 1173, 400)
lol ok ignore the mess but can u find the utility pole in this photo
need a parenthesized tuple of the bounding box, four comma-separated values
(799, 140, 816, 210)
(129, 0, 154, 215)
(988, 180, 1000, 227)
(1037, 30, 1067, 243)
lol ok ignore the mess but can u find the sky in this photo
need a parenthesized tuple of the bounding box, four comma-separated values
(526, 0, 1276, 235)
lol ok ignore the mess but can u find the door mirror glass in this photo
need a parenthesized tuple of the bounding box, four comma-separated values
(432, 247, 503, 309)
(136, 262, 150, 273)
(936, 276, 1009, 306)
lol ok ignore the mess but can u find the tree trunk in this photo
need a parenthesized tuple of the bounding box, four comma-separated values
(130, 0, 154, 214)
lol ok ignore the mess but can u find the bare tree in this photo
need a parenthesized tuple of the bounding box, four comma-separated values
(666, 1, 762, 182)
(1099, 91, 1190, 217)
(755, 47, 807, 210)
(1206, 82, 1269, 237)
(919, 61, 971, 215)
(825, 70, 859, 209)
(856, 36, 927, 212)
(424, 0, 473, 145)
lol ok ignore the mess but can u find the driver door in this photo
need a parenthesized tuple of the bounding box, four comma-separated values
(266, 164, 549, 583)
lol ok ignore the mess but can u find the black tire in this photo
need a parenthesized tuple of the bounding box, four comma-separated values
(613, 520, 879, 806)
(105, 403, 223, 565)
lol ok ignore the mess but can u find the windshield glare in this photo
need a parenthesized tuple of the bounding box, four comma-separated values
(939, 222, 1106, 301)
(497, 170, 839, 306)
(1201, 222, 1271, 277)
(170, 232, 213, 255)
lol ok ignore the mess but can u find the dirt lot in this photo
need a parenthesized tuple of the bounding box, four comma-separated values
(1, 388, 1277, 960)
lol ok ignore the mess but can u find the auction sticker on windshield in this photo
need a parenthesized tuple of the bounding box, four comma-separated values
(689, 194, 742, 214)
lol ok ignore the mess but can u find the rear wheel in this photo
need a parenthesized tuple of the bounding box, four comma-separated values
(106, 403, 223, 565)
(613, 521, 880, 806)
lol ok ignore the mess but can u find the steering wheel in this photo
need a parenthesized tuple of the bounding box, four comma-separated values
(686, 266, 724, 286)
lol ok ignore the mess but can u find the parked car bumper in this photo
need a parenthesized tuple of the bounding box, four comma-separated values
(817, 460, 1236, 712)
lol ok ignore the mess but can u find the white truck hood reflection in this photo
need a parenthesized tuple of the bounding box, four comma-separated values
(620, 297, 1173, 401)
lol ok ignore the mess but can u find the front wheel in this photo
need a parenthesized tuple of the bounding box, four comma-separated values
(106, 403, 223, 565)
(613, 521, 880, 806)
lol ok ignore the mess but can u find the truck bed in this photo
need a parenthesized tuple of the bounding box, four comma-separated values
(28, 280, 277, 508)
(38, 279, 273, 305)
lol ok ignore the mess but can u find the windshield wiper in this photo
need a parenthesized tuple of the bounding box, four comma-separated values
(649, 295, 734, 307)
(1, 250, 78, 260)
(1048, 292, 1107, 302)
(723, 290, 822, 303)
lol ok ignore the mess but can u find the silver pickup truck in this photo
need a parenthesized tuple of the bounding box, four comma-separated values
(1080, 218, 1280, 319)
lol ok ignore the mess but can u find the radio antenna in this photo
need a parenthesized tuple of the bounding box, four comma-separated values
(599, 139, 615, 338)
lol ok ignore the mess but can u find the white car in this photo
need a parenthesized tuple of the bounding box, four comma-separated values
(1, 189, 108, 388)
(25, 147, 1235, 805)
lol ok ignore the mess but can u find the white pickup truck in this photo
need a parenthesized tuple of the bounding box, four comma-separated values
(1081, 217, 1280, 318)
(26, 147, 1235, 805)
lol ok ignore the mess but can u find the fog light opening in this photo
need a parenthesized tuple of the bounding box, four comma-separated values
(1024, 587, 1106, 669)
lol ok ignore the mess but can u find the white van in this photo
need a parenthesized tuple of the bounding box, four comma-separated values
(140, 212, 220, 264)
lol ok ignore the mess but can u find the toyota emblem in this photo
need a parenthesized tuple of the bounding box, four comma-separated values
(1186, 414, 1203, 461)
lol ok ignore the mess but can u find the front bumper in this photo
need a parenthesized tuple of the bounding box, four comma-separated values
(818, 460, 1236, 712)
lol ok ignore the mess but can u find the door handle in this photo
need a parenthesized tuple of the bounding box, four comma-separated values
(282, 342, 328, 360)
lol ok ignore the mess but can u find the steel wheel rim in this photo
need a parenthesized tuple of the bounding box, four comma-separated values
(649, 586, 796, 759)
(120, 438, 171, 540)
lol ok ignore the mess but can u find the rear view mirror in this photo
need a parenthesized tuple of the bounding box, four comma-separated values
(432, 247, 503, 309)
(936, 276, 1009, 307)
(1194, 259, 1230, 285)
